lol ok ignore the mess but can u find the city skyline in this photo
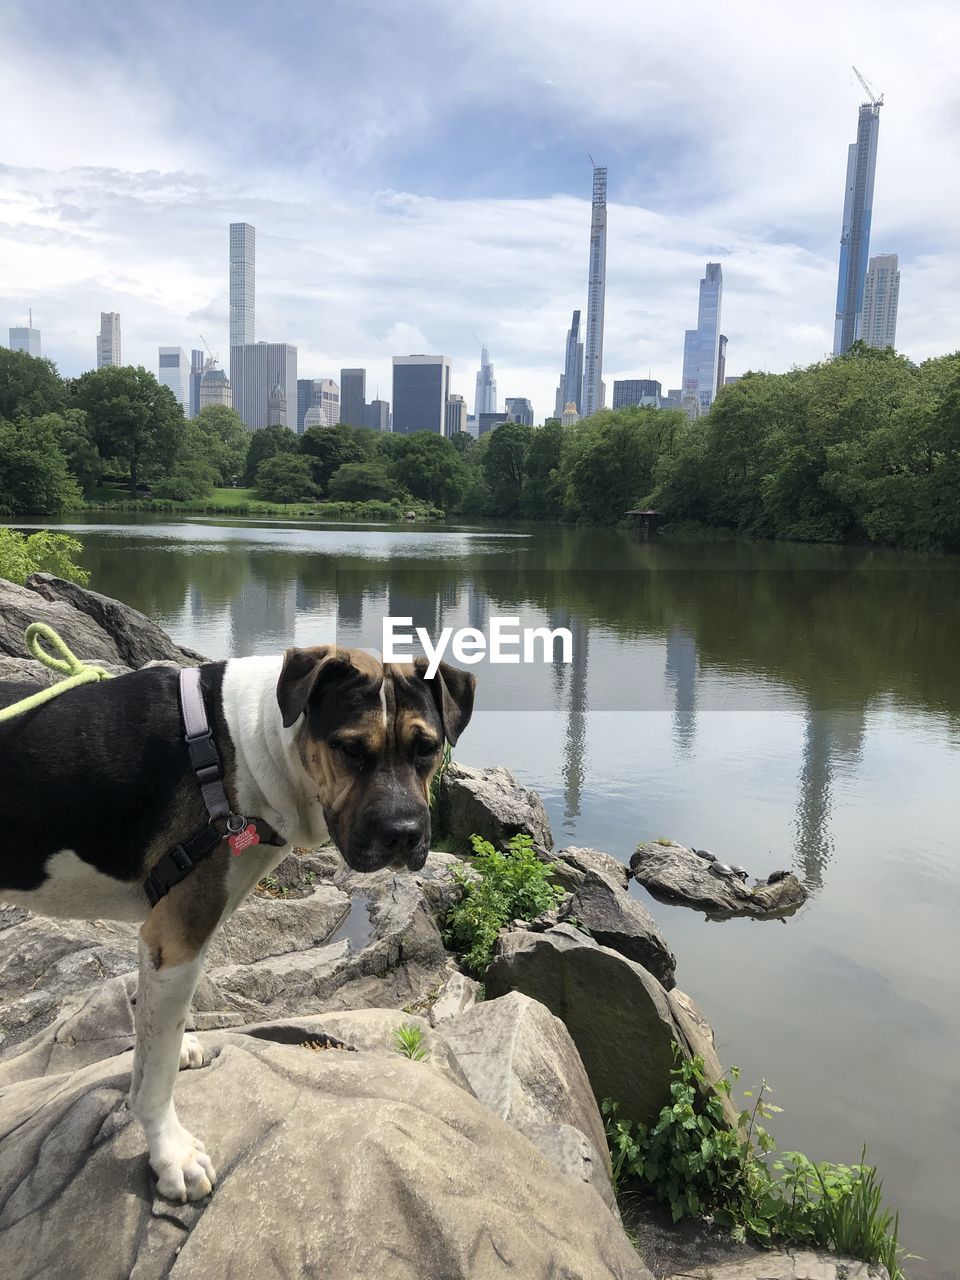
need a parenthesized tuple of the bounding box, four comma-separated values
(1, 5, 956, 420)
(833, 86, 882, 355)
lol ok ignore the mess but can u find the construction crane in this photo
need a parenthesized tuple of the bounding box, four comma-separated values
(852, 65, 883, 108)
(198, 334, 220, 368)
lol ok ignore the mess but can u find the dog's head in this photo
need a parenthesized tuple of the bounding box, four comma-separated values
(276, 646, 475, 873)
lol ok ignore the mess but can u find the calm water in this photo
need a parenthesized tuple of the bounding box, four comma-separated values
(23, 514, 960, 1275)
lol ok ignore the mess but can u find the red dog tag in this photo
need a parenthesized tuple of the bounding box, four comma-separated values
(228, 821, 261, 856)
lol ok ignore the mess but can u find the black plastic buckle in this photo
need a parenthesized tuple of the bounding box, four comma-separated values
(170, 844, 194, 874)
(186, 731, 221, 779)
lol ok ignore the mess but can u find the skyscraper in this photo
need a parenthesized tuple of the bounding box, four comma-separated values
(158, 347, 190, 414)
(231, 342, 297, 430)
(582, 164, 607, 417)
(716, 334, 727, 394)
(340, 368, 366, 426)
(189, 348, 205, 418)
(445, 393, 467, 437)
(229, 223, 255, 348)
(392, 355, 451, 435)
(833, 86, 882, 355)
(9, 313, 40, 356)
(474, 345, 497, 417)
(505, 397, 534, 426)
(562, 309, 584, 416)
(860, 254, 900, 349)
(680, 263, 723, 415)
(364, 399, 391, 432)
(612, 380, 662, 409)
(97, 312, 121, 368)
(199, 362, 232, 410)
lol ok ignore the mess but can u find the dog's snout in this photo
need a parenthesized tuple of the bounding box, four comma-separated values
(381, 817, 422, 857)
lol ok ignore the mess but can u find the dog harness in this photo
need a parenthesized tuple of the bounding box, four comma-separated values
(142, 667, 286, 907)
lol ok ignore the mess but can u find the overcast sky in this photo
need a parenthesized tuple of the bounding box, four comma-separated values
(1, 0, 957, 421)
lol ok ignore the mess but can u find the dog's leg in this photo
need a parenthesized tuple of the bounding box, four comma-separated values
(129, 910, 218, 1203)
(179, 1033, 204, 1070)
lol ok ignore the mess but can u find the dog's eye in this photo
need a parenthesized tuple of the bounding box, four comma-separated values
(415, 740, 441, 765)
(333, 739, 367, 767)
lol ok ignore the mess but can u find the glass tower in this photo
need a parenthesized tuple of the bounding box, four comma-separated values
(474, 345, 497, 417)
(680, 263, 723, 415)
(833, 99, 881, 355)
(562, 309, 584, 416)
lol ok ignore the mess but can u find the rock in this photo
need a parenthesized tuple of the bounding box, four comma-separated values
(559, 846, 631, 891)
(428, 969, 480, 1026)
(0, 1035, 653, 1280)
(666, 988, 739, 1128)
(0, 655, 131, 687)
(437, 761, 554, 851)
(631, 840, 808, 918)
(0, 576, 125, 667)
(567, 870, 677, 989)
(443, 990, 616, 1210)
(663, 1252, 888, 1279)
(25, 573, 206, 668)
(485, 923, 681, 1127)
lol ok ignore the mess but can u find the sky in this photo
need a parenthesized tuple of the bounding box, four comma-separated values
(1, 0, 958, 422)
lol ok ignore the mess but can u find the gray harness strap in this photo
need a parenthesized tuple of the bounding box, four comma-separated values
(142, 666, 285, 908)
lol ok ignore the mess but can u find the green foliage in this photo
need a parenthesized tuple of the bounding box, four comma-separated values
(327, 459, 396, 502)
(428, 742, 452, 819)
(300, 423, 369, 492)
(243, 424, 299, 486)
(0, 419, 82, 515)
(443, 833, 565, 976)
(392, 1022, 428, 1061)
(563, 407, 685, 525)
(254, 454, 320, 503)
(32, 410, 101, 497)
(192, 405, 249, 485)
(0, 349, 67, 420)
(0, 528, 88, 586)
(603, 1054, 906, 1277)
(72, 365, 183, 496)
(392, 432, 471, 512)
(481, 421, 534, 516)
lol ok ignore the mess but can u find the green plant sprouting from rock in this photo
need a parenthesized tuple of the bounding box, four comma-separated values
(443, 832, 565, 976)
(393, 1022, 428, 1061)
(603, 1051, 907, 1279)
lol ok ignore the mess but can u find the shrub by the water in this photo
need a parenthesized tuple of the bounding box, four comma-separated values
(0, 528, 88, 586)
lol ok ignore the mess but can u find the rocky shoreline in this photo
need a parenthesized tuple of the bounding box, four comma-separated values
(0, 576, 885, 1280)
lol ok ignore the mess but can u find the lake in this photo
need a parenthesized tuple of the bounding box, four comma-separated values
(23, 513, 960, 1276)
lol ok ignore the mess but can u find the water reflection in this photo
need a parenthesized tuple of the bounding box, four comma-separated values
(795, 706, 866, 888)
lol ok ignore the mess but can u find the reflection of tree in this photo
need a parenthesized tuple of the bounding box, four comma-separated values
(794, 704, 866, 889)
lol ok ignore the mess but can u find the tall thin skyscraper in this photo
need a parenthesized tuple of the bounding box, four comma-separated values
(97, 312, 121, 368)
(716, 334, 727, 394)
(860, 254, 900, 349)
(562, 309, 584, 416)
(474, 345, 497, 417)
(833, 87, 882, 355)
(340, 368, 366, 426)
(680, 263, 723, 416)
(582, 163, 607, 417)
(229, 223, 255, 347)
(189, 348, 205, 418)
(232, 343, 297, 430)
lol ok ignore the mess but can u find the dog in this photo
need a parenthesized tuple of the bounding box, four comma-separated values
(0, 645, 475, 1202)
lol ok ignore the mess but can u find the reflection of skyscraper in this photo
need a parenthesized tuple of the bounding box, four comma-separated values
(664, 626, 698, 754)
(389, 586, 439, 645)
(561, 613, 590, 831)
(229, 578, 298, 656)
(794, 705, 866, 888)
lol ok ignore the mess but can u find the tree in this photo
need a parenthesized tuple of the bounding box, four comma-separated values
(0, 528, 88, 586)
(482, 422, 533, 516)
(0, 419, 81, 515)
(0, 348, 67, 421)
(327, 460, 397, 502)
(254, 454, 319, 503)
(72, 365, 183, 496)
(522, 420, 566, 520)
(193, 405, 249, 485)
(32, 410, 101, 497)
(243, 424, 299, 486)
(391, 432, 469, 511)
(299, 423, 367, 492)
(449, 431, 476, 458)
(562, 409, 663, 525)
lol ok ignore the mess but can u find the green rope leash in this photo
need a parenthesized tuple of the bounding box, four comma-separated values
(0, 622, 114, 723)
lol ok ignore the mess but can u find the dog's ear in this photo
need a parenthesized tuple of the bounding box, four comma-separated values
(276, 646, 340, 728)
(413, 659, 477, 746)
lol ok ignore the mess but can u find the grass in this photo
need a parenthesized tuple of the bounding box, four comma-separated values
(75, 487, 443, 522)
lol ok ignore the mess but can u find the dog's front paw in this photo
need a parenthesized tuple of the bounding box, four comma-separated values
(151, 1127, 216, 1203)
(179, 1033, 204, 1070)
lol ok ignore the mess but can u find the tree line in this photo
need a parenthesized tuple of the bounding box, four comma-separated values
(2, 343, 959, 550)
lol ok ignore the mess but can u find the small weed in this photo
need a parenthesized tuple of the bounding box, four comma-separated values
(393, 1022, 428, 1061)
(442, 833, 565, 976)
(602, 1052, 907, 1278)
(256, 874, 290, 898)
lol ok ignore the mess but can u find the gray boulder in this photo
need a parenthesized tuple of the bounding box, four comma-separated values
(664, 1253, 888, 1279)
(485, 923, 681, 1127)
(631, 840, 808, 918)
(567, 870, 677, 988)
(443, 990, 616, 1210)
(0, 1035, 653, 1280)
(560, 845, 631, 890)
(25, 573, 206, 668)
(0, 576, 124, 667)
(437, 761, 554, 850)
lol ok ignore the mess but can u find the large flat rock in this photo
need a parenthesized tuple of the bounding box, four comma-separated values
(631, 840, 807, 919)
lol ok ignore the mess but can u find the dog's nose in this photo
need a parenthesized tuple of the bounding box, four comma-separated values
(381, 818, 422, 857)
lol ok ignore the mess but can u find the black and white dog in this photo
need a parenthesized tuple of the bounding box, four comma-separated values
(0, 645, 475, 1202)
